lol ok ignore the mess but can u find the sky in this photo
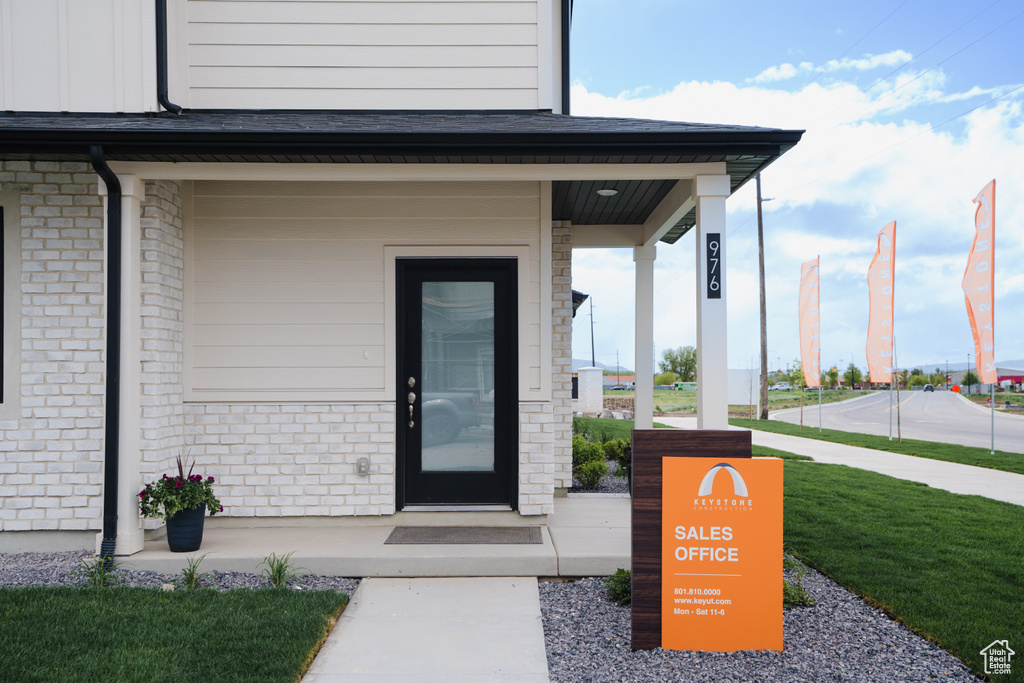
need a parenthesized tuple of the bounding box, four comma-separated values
(567, 0, 1024, 377)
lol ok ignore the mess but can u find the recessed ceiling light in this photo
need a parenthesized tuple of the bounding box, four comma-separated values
(596, 188, 618, 197)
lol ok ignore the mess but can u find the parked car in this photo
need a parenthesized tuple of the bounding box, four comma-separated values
(770, 382, 792, 391)
(609, 385, 628, 391)
(422, 392, 481, 446)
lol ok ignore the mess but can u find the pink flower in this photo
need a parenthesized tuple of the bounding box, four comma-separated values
(207, 477, 215, 483)
(174, 481, 183, 488)
(219, 506, 224, 512)
(138, 490, 146, 498)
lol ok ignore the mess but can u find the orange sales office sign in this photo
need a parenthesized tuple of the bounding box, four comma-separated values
(661, 457, 783, 652)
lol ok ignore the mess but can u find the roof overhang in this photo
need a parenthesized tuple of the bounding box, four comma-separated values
(0, 110, 803, 244)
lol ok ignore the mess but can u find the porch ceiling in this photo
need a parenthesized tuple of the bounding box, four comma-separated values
(0, 110, 802, 245)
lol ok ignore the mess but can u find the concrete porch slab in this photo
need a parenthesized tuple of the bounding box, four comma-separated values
(123, 496, 631, 578)
(547, 495, 631, 576)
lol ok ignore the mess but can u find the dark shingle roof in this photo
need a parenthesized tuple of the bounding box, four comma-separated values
(0, 110, 802, 243)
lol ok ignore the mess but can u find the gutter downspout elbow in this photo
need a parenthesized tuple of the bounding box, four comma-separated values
(90, 146, 122, 567)
(156, 0, 183, 115)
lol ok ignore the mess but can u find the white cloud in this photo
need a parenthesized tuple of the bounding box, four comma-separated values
(821, 50, 914, 73)
(748, 51, 912, 84)
(569, 66, 1024, 370)
(750, 63, 801, 83)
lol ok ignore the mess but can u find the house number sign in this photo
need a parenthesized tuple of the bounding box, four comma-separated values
(706, 233, 721, 299)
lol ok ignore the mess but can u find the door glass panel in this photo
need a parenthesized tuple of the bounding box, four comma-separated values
(421, 282, 495, 472)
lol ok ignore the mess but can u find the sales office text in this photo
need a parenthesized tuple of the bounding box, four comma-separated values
(674, 525, 739, 562)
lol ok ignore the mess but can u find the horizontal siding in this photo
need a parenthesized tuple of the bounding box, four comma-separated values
(189, 44, 538, 67)
(188, 1, 538, 24)
(189, 66, 538, 89)
(188, 22, 538, 46)
(186, 0, 542, 110)
(186, 180, 542, 402)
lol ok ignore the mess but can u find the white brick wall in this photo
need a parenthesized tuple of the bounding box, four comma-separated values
(183, 402, 397, 517)
(519, 401, 554, 515)
(0, 160, 106, 531)
(139, 181, 186, 488)
(551, 224, 573, 488)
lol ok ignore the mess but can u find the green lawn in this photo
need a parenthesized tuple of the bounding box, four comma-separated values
(571, 416, 671, 442)
(784, 460, 1024, 681)
(604, 388, 871, 414)
(731, 417, 1024, 475)
(0, 587, 348, 683)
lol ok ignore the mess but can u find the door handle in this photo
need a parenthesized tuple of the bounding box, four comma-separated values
(407, 378, 416, 427)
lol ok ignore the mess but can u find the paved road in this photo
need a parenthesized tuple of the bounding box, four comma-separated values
(772, 390, 1024, 454)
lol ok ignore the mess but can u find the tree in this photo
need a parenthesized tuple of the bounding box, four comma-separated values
(826, 366, 839, 388)
(844, 363, 862, 387)
(963, 370, 979, 393)
(788, 358, 805, 388)
(659, 346, 696, 382)
(654, 371, 678, 386)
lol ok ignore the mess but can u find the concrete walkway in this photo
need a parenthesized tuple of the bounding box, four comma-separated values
(658, 415, 1024, 507)
(303, 577, 549, 683)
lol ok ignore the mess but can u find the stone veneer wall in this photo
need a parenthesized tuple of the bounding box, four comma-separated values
(551, 224, 573, 488)
(0, 161, 106, 533)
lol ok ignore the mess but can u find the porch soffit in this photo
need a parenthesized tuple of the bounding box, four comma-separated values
(0, 110, 803, 245)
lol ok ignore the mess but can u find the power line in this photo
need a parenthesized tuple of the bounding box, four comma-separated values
(809, 0, 1005, 131)
(799, 0, 911, 91)
(779, 81, 1024, 200)
(828, 5, 1024, 130)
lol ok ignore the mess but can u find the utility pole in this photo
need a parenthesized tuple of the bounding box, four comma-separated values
(589, 298, 596, 367)
(757, 174, 769, 419)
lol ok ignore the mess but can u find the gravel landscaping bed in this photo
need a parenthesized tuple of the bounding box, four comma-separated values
(0, 550, 359, 594)
(540, 561, 982, 683)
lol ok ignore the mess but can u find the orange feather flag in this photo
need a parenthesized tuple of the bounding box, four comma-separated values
(866, 222, 896, 383)
(963, 180, 996, 384)
(798, 258, 821, 387)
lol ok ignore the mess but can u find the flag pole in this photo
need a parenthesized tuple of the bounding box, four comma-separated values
(888, 372, 893, 441)
(991, 383, 995, 455)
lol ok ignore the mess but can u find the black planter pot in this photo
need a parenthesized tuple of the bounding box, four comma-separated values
(165, 506, 206, 552)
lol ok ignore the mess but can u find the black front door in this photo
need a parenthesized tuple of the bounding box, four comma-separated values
(397, 259, 518, 507)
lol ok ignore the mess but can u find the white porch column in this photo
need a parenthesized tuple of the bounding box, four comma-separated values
(98, 175, 146, 556)
(634, 245, 656, 429)
(695, 175, 730, 429)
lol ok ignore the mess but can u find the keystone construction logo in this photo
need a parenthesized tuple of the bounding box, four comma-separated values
(698, 463, 749, 496)
(693, 463, 752, 512)
(980, 639, 1014, 676)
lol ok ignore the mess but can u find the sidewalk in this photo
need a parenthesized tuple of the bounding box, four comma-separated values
(303, 577, 549, 683)
(657, 415, 1024, 507)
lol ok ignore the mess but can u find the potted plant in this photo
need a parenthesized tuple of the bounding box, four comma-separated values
(139, 456, 223, 552)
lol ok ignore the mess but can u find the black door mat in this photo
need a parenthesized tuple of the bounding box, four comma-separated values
(384, 526, 543, 545)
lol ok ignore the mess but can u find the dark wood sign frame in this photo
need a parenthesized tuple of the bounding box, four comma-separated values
(630, 429, 752, 650)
